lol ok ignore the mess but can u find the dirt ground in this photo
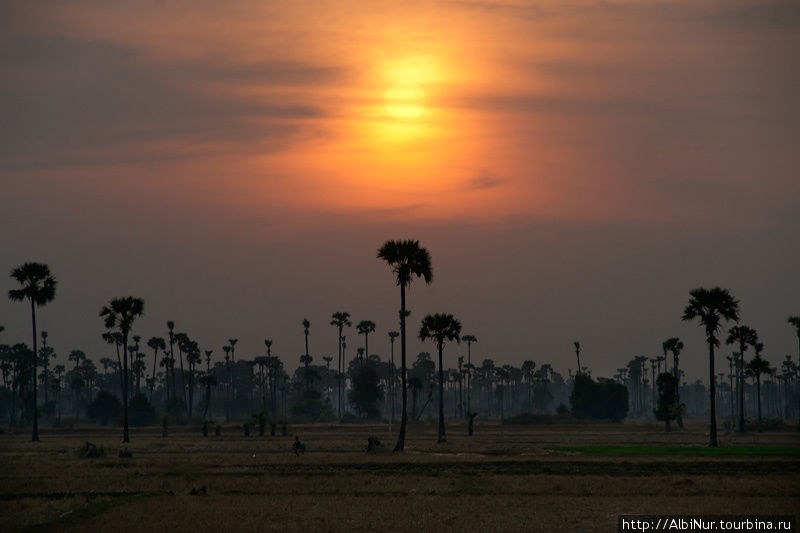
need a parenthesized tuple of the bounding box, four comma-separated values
(1, 420, 798, 532)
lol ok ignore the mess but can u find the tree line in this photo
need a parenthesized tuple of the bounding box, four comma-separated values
(5, 247, 800, 448)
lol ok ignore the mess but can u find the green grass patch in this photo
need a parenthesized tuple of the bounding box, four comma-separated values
(546, 446, 800, 457)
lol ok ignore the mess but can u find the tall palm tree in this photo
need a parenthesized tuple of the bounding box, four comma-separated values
(788, 316, 800, 428)
(662, 337, 684, 427)
(8, 262, 57, 442)
(166, 321, 176, 403)
(357, 320, 376, 360)
(302, 319, 311, 389)
(388, 331, 399, 425)
(419, 313, 461, 443)
(745, 345, 770, 432)
(682, 287, 739, 447)
(573, 341, 582, 376)
(378, 239, 433, 452)
(726, 325, 758, 433)
(330, 312, 351, 418)
(223, 344, 231, 422)
(461, 334, 477, 415)
(147, 337, 166, 402)
(100, 296, 145, 443)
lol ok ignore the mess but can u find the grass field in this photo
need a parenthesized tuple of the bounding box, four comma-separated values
(1, 420, 798, 532)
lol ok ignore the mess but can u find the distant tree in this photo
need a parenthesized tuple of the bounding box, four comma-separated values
(388, 331, 399, 425)
(573, 341, 581, 376)
(378, 240, 432, 452)
(419, 313, 461, 443)
(8, 262, 57, 441)
(461, 335, 477, 415)
(100, 296, 145, 443)
(87, 391, 122, 425)
(330, 312, 351, 419)
(129, 392, 157, 427)
(570, 374, 628, 421)
(662, 337, 685, 427)
(745, 346, 771, 432)
(302, 319, 311, 389)
(147, 337, 166, 402)
(654, 372, 681, 432)
(726, 325, 758, 433)
(348, 360, 384, 419)
(357, 320, 376, 361)
(788, 316, 800, 427)
(682, 287, 739, 447)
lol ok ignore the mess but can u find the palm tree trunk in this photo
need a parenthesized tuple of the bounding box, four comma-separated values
(466, 343, 471, 415)
(150, 350, 157, 402)
(708, 339, 717, 447)
(738, 350, 745, 433)
(122, 331, 129, 443)
(756, 375, 762, 432)
(393, 283, 408, 452)
(338, 327, 343, 419)
(390, 339, 395, 426)
(30, 300, 40, 442)
(437, 341, 446, 443)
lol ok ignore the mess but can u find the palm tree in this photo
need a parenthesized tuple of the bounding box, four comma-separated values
(357, 320, 376, 360)
(419, 313, 461, 443)
(662, 337, 685, 427)
(330, 312, 351, 418)
(100, 296, 144, 443)
(388, 331, 399, 425)
(166, 321, 176, 403)
(573, 341, 582, 376)
(682, 287, 739, 447)
(788, 316, 800, 427)
(302, 319, 311, 389)
(461, 335, 477, 415)
(726, 325, 758, 433)
(223, 344, 231, 422)
(8, 262, 57, 442)
(147, 337, 166, 402)
(745, 345, 770, 432)
(378, 239, 433, 452)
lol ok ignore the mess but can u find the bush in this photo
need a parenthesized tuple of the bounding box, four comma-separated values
(570, 374, 628, 421)
(87, 391, 122, 425)
(129, 393, 157, 427)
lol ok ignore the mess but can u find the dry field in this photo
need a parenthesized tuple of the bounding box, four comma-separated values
(1, 420, 798, 532)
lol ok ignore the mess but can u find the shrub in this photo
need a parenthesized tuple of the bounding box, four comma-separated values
(570, 374, 628, 421)
(87, 391, 122, 425)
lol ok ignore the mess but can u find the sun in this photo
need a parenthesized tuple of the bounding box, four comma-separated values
(380, 57, 440, 122)
(385, 86, 426, 120)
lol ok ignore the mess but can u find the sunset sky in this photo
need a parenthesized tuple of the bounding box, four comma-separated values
(1, 0, 798, 380)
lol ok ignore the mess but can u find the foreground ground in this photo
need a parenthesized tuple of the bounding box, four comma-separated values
(1, 420, 798, 532)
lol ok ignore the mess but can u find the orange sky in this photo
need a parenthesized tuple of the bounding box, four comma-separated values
(1, 0, 798, 378)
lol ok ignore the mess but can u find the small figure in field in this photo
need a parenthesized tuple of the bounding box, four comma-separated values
(467, 412, 477, 436)
(293, 435, 306, 456)
(366, 436, 382, 452)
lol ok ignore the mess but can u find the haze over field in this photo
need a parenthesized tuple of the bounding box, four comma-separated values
(1, 0, 798, 380)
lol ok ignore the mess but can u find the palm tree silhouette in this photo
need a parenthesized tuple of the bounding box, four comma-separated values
(461, 334, 477, 416)
(388, 331, 399, 425)
(100, 296, 144, 443)
(682, 287, 739, 447)
(147, 337, 166, 402)
(357, 320, 376, 361)
(419, 313, 462, 443)
(8, 262, 57, 442)
(302, 319, 311, 389)
(166, 321, 176, 403)
(726, 325, 758, 433)
(330, 312, 351, 418)
(788, 316, 800, 427)
(378, 240, 433, 452)
(745, 344, 770, 432)
(223, 344, 231, 422)
(662, 337, 684, 427)
(573, 342, 581, 376)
